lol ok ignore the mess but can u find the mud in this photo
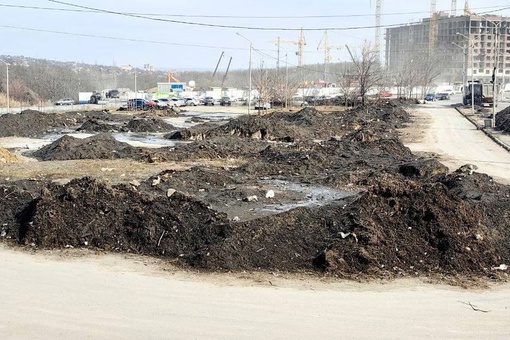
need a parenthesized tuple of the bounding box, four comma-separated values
(496, 106, 510, 133)
(1, 102, 509, 281)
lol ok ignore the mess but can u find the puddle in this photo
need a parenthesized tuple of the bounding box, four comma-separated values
(259, 179, 356, 213)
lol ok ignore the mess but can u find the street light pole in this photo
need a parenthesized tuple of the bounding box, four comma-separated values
(457, 32, 474, 115)
(452, 42, 467, 99)
(0, 60, 9, 113)
(236, 32, 252, 115)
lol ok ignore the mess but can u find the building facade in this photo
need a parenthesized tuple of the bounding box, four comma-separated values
(386, 13, 510, 86)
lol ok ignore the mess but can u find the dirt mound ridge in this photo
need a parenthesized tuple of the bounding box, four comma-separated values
(122, 118, 176, 133)
(166, 104, 410, 143)
(2, 177, 229, 259)
(1, 170, 509, 280)
(32, 134, 149, 161)
(77, 119, 117, 132)
(496, 106, 510, 133)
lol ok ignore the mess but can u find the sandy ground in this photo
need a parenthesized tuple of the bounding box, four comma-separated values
(1, 246, 509, 339)
(2, 102, 510, 338)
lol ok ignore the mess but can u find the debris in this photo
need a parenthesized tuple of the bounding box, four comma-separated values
(491, 264, 508, 271)
(166, 188, 176, 197)
(265, 190, 275, 198)
(243, 195, 258, 202)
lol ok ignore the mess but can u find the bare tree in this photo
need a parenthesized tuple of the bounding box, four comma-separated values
(345, 41, 383, 105)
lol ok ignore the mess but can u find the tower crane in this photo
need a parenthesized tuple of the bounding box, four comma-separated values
(269, 28, 306, 66)
(374, 0, 382, 59)
(429, 0, 437, 56)
(317, 30, 342, 81)
(166, 71, 180, 83)
(451, 0, 457, 16)
(464, 0, 471, 15)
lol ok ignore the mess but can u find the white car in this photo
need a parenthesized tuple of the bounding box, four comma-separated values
(55, 98, 74, 105)
(153, 98, 171, 108)
(170, 98, 186, 107)
(184, 97, 199, 106)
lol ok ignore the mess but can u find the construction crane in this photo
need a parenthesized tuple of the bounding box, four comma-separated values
(451, 0, 457, 16)
(464, 0, 471, 15)
(269, 28, 306, 66)
(166, 71, 180, 83)
(220, 57, 232, 91)
(373, 0, 382, 58)
(317, 30, 342, 81)
(429, 0, 437, 56)
(208, 51, 224, 89)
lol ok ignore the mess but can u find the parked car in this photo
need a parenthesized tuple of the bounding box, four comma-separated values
(55, 98, 74, 105)
(378, 90, 392, 98)
(153, 98, 171, 108)
(219, 96, 232, 106)
(424, 93, 436, 101)
(170, 98, 186, 107)
(106, 89, 119, 98)
(204, 96, 215, 106)
(184, 97, 199, 106)
(127, 98, 156, 110)
(254, 101, 271, 110)
(435, 92, 450, 100)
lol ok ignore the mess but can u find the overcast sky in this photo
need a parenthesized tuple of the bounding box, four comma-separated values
(1, 0, 509, 71)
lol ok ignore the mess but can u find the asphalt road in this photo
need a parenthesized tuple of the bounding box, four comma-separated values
(405, 98, 510, 185)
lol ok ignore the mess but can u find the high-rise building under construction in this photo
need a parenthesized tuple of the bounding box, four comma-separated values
(385, 12, 510, 86)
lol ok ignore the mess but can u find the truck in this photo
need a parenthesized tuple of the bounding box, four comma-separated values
(463, 81, 497, 107)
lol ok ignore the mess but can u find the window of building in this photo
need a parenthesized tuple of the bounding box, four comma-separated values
(473, 69, 477, 74)
(506, 70, 510, 74)
(486, 70, 491, 74)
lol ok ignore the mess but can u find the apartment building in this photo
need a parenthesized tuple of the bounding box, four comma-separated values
(385, 13, 510, 86)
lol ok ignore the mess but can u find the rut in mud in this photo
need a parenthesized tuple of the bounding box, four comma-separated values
(1, 101, 509, 281)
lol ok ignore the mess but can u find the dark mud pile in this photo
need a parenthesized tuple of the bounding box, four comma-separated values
(168, 104, 410, 142)
(1, 101, 509, 281)
(121, 118, 176, 133)
(32, 134, 153, 161)
(495, 106, 510, 133)
(77, 119, 118, 133)
(0, 109, 132, 137)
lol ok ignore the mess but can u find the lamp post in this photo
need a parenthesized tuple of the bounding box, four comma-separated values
(480, 16, 501, 128)
(0, 60, 9, 113)
(236, 32, 252, 115)
(452, 42, 467, 99)
(456, 32, 474, 115)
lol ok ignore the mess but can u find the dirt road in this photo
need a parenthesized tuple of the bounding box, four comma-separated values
(1, 246, 509, 339)
(403, 101, 510, 184)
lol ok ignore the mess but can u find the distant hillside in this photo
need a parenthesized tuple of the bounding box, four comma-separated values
(0, 55, 346, 104)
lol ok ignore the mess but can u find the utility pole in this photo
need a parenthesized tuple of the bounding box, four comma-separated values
(0, 60, 9, 113)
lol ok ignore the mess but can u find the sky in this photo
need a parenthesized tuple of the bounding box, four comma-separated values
(0, 0, 509, 71)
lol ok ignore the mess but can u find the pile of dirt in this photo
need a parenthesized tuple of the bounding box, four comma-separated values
(0, 147, 21, 163)
(77, 119, 118, 133)
(0, 110, 132, 137)
(2, 102, 510, 281)
(121, 118, 176, 133)
(167, 104, 410, 143)
(0, 110, 74, 137)
(0, 177, 229, 259)
(495, 106, 510, 133)
(1, 169, 509, 280)
(31, 134, 152, 161)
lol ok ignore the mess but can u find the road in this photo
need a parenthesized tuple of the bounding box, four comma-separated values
(404, 99, 510, 185)
(0, 247, 509, 340)
(1, 101, 510, 339)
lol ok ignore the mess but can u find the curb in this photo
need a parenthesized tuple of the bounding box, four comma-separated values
(454, 106, 510, 153)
